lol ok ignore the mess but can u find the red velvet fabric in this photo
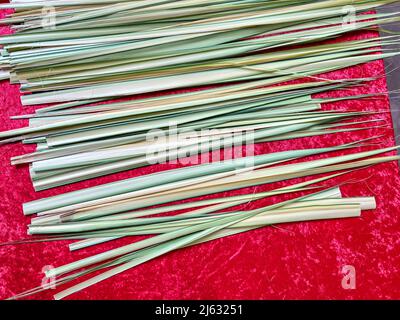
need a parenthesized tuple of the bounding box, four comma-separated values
(0, 10, 399, 299)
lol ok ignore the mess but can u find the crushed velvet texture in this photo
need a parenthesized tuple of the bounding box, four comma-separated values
(0, 11, 399, 299)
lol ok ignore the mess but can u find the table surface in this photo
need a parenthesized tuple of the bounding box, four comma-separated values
(0, 10, 399, 300)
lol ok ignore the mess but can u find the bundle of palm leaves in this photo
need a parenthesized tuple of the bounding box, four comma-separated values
(5, 141, 397, 299)
(4, 78, 389, 190)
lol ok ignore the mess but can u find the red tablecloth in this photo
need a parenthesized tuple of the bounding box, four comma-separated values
(0, 9, 399, 299)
